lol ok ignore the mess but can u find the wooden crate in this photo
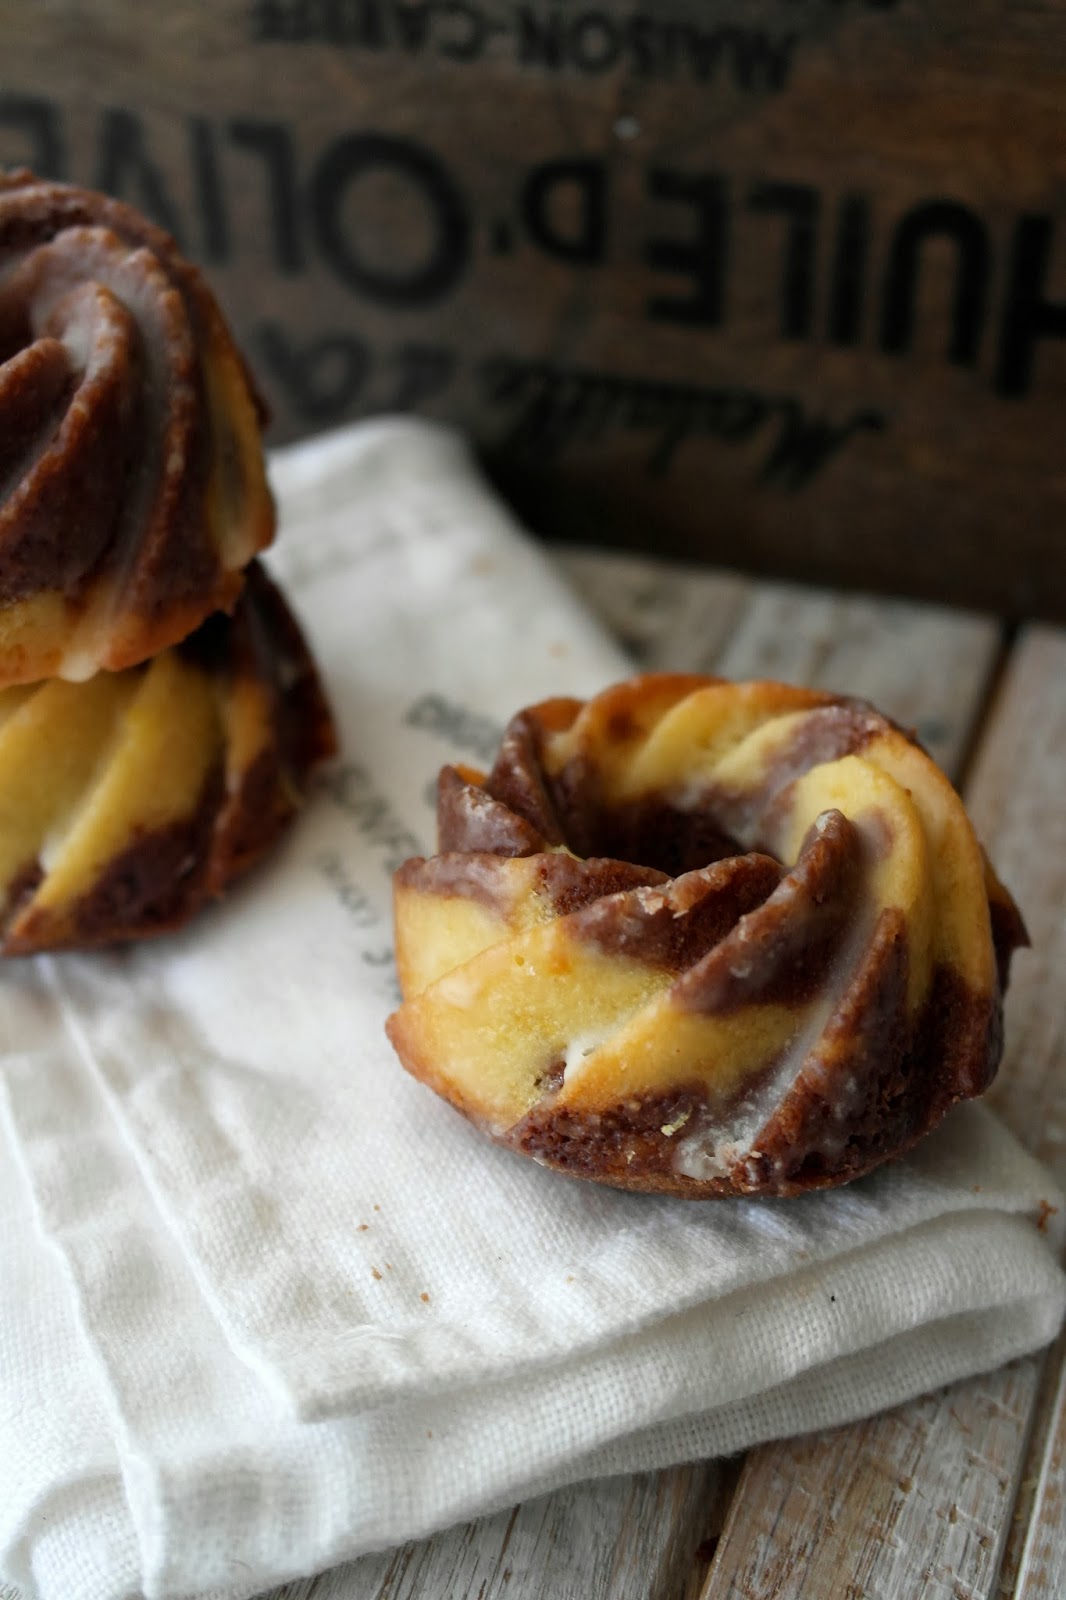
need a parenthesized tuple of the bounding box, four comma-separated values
(2, 0, 1065, 617)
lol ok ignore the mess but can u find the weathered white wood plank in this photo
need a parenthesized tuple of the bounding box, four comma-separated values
(970, 628, 1066, 1600)
(968, 629, 1066, 1181)
(713, 1366, 1043, 1600)
(561, 551, 999, 775)
(997, 1328, 1066, 1600)
(701, 624, 1066, 1600)
(557, 548, 752, 676)
(260, 556, 1009, 1600)
(711, 580, 998, 775)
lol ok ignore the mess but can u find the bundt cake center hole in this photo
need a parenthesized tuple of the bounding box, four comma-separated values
(576, 798, 756, 878)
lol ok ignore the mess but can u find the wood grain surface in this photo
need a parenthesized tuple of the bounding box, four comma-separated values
(3, 2, 1066, 616)
(1011, 1330, 1066, 1600)
(973, 630, 1066, 1600)
(251, 547, 1066, 1600)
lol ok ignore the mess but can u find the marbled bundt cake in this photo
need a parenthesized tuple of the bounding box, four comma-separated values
(0, 170, 273, 686)
(0, 562, 334, 954)
(387, 675, 1027, 1197)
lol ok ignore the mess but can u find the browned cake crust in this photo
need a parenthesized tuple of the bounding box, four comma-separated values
(386, 674, 1027, 1198)
(0, 562, 335, 954)
(0, 170, 274, 685)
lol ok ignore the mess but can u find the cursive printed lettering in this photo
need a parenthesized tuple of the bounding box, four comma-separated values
(480, 357, 885, 486)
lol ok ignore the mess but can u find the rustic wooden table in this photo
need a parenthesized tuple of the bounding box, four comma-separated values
(256, 546, 1065, 1600)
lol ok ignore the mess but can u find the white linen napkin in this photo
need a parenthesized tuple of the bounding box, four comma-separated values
(1, 418, 1063, 1600)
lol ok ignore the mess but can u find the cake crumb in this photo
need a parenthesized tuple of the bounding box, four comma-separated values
(371, 1267, 382, 1281)
(420, 1291, 431, 1303)
(1036, 1198, 1058, 1233)
(357, 1224, 369, 1232)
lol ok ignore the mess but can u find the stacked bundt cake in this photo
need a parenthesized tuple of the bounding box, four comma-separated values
(0, 173, 334, 953)
(387, 675, 1027, 1197)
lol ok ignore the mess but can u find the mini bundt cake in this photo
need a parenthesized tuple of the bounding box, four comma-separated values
(0, 561, 334, 954)
(386, 674, 1027, 1197)
(0, 170, 274, 686)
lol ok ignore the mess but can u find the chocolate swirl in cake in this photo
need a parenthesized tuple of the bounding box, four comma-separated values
(0, 170, 274, 685)
(0, 562, 335, 954)
(386, 674, 1027, 1198)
